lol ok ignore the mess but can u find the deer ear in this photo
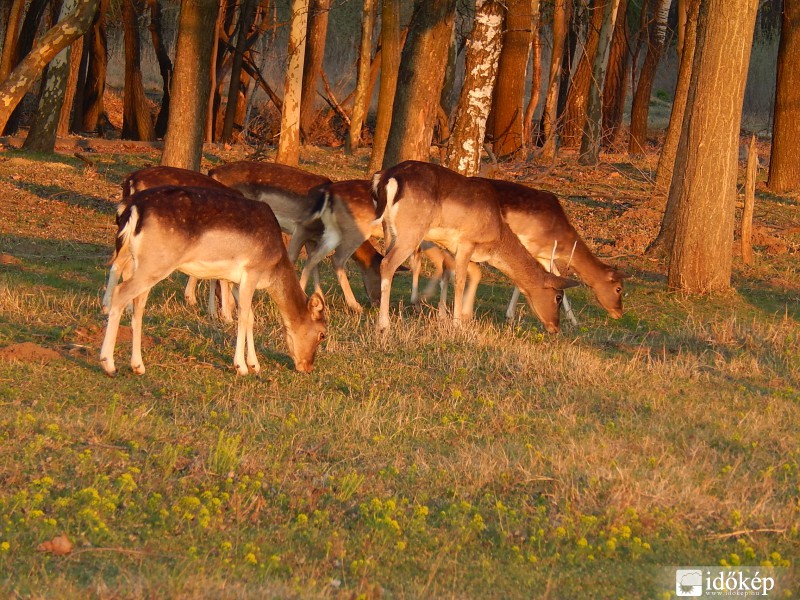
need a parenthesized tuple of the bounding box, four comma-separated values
(546, 273, 581, 290)
(609, 268, 629, 281)
(307, 292, 326, 320)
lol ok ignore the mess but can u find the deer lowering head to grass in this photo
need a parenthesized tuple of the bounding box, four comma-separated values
(411, 178, 628, 323)
(102, 166, 240, 321)
(477, 178, 627, 320)
(208, 161, 383, 306)
(372, 161, 579, 333)
(100, 186, 327, 376)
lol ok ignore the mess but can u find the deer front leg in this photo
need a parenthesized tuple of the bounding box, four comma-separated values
(185, 276, 199, 305)
(245, 304, 260, 374)
(505, 287, 522, 321)
(130, 289, 151, 375)
(233, 277, 256, 376)
(451, 244, 475, 326)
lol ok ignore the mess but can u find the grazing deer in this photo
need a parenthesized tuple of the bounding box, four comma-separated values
(411, 179, 627, 323)
(102, 166, 239, 321)
(208, 161, 383, 306)
(100, 186, 327, 376)
(372, 161, 578, 333)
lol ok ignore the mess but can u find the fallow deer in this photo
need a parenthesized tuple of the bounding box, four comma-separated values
(207, 161, 383, 306)
(102, 166, 239, 321)
(372, 161, 579, 333)
(100, 186, 327, 376)
(411, 179, 627, 323)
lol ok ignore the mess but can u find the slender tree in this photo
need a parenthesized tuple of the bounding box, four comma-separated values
(522, 0, 542, 147)
(666, 0, 758, 293)
(601, 0, 629, 145)
(162, 0, 219, 170)
(122, 0, 155, 140)
(78, 0, 108, 134)
(540, 0, 568, 158)
(444, 0, 505, 175)
(58, 37, 83, 136)
(0, 0, 25, 84)
(368, 0, 401, 172)
(767, 0, 800, 193)
(276, 0, 310, 166)
(578, 0, 621, 164)
(222, 0, 257, 142)
(489, 0, 533, 157)
(24, 0, 80, 152)
(346, 0, 376, 154)
(382, 0, 457, 168)
(647, 0, 700, 257)
(300, 0, 331, 136)
(0, 0, 98, 134)
(628, 0, 671, 154)
(146, 0, 173, 138)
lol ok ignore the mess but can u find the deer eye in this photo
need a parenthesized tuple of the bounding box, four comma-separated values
(616, 287, 622, 294)
(556, 294, 563, 304)
(318, 331, 326, 342)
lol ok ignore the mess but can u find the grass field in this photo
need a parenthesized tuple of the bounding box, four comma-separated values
(0, 144, 798, 599)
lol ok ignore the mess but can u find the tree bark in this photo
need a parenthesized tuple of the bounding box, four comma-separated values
(79, 0, 107, 133)
(444, 0, 505, 176)
(346, 0, 376, 154)
(57, 37, 83, 136)
(146, 0, 173, 138)
(601, 0, 629, 145)
(0, 0, 98, 134)
(368, 0, 401, 172)
(161, 0, 219, 170)
(299, 0, 331, 136)
(540, 0, 567, 158)
(489, 0, 533, 158)
(579, 0, 621, 165)
(767, 0, 800, 193)
(628, 0, 671, 154)
(382, 0, 457, 168)
(646, 0, 699, 257)
(561, 0, 606, 148)
(666, 0, 758, 293)
(522, 0, 542, 148)
(276, 0, 309, 166)
(122, 0, 154, 141)
(0, 0, 25, 84)
(24, 0, 80, 153)
(222, 0, 257, 142)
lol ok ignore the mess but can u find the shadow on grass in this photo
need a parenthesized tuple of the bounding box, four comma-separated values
(6, 178, 116, 215)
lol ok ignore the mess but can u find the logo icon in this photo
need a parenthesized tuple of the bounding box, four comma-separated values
(676, 569, 703, 596)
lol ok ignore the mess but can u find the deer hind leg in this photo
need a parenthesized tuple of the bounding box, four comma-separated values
(300, 224, 342, 298)
(331, 240, 368, 314)
(420, 242, 448, 304)
(460, 262, 483, 320)
(244, 304, 260, 374)
(451, 244, 476, 326)
(219, 280, 235, 322)
(378, 238, 420, 332)
(505, 287, 522, 321)
(185, 276, 199, 305)
(409, 248, 422, 306)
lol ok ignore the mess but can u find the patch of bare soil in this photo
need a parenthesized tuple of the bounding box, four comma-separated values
(0, 342, 62, 363)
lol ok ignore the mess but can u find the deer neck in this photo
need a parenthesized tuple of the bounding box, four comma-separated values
(565, 239, 610, 286)
(264, 256, 313, 330)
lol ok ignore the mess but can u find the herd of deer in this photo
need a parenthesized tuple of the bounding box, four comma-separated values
(99, 160, 627, 376)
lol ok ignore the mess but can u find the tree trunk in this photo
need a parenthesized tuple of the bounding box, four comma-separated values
(628, 0, 671, 154)
(523, 0, 542, 148)
(444, 0, 505, 176)
(0, 0, 25, 84)
(0, 0, 98, 134)
(540, 0, 567, 158)
(161, 0, 219, 170)
(346, 0, 376, 154)
(579, 0, 621, 165)
(146, 0, 173, 138)
(666, 0, 758, 293)
(222, 0, 257, 142)
(57, 36, 83, 136)
(3, 0, 50, 135)
(490, 0, 533, 158)
(382, 0, 456, 168)
(276, 0, 310, 166)
(367, 0, 401, 172)
(767, 0, 800, 193)
(601, 0, 629, 145)
(646, 0, 699, 257)
(299, 0, 331, 137)
(79, 0, 107, 133)
(24, 0, 80, 153)
(122, 0, 154, 141)
(561, 0, 606, 148)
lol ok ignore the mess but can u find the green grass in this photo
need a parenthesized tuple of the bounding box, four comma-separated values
(0, 148, 798, 598)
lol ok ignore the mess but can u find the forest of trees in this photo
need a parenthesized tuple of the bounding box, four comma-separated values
(0, 0, 796, 295)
